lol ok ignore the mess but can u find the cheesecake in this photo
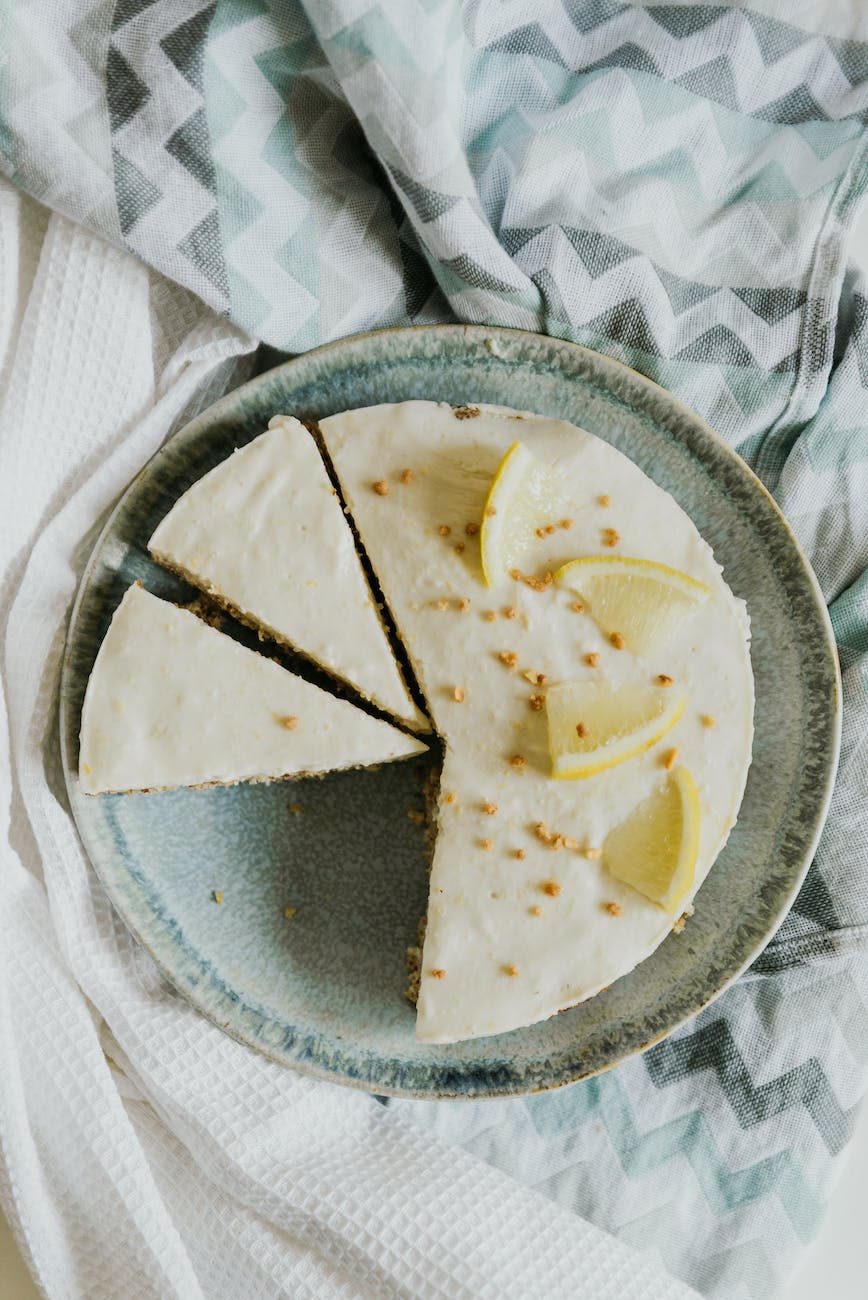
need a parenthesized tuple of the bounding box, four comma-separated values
(148, 415, 426, 731)
(319, 401, 754, 1043)
(78, 584, 427, 795)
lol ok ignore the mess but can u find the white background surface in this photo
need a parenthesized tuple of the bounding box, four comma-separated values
(4, 205, 868, 1300)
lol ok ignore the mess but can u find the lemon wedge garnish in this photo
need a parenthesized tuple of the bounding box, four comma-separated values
(604, 767, 700, 913)
(555, 556, 710, 655)
(545, 680, 686, 779)
(480, 441, 560, 586)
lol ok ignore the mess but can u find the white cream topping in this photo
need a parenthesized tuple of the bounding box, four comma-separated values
(148, 416, 426, 731)
(78, 585, 427, 795)
(319, 401, 755, 1044)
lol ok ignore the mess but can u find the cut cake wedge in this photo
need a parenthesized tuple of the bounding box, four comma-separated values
(78, 584, 427, 795)
(148, 416, 427, 732)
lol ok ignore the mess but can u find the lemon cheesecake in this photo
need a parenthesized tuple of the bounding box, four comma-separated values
(319, 401, 754, 1043)
(148, 415, 426, 731)
(79, 584, 427, 795)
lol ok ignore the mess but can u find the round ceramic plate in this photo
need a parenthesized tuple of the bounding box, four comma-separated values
(60, 325, 841, 1099)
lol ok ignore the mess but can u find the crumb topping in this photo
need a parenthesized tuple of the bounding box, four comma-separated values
(481, 838, 494, 851)
(504, 606, 518, 619)
(454, 540, 465, 554)
(454, 406, 480, 419)
(465, 521, 479, 536)
(606, 902, 622, 916)
(453, 686, 465, 703)
(289, 803, 303, 815)
(560, 518, 573, 529)
(499, 650, 519, 669)
(431, 968, 446, 978)
(542, 881, 561, 897)
(515, 848, 526, 860)
(283, 905, 297, 919)
(583, 847, 602, 860)
(484, 609, 498, 621)
(485, 506, 497, 518)
(657, 674, 674, 687)
(535, 526, 547, 539)
(598, 494, 611, 507)
(438, 524, 451, 536)
(529, 905, 543, 916)
(663, 746, 680, 771)
(602, 527, 620, 547)
(435, 598, 449, 611)
(212, 890, 224, 904)
(372, 480, 389, 496)
(585, 652, 599, 667)
(509, 753, 527, 768)
(570, 601, 585, 613)
(481, 801, 498, 815)
(576, 721, 589, 738)
(443, 791, 457, 805)
(400, 468, 414, 485)
(610, 631, 626, 650)
(281, 715, 300, 730)
(503, 964, 519, 977)
(534, 821, 552, 842)
(701, 713, 717, 728)
(528, 693, 545, 711)
(458, 597, 471, 612)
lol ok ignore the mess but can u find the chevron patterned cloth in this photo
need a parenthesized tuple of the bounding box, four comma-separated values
(2, 2, 868, 1297)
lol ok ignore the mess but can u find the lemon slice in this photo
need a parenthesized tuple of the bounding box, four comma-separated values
(555, 556, 710, 655)
(480, 441, 559, 585)
(604, 767, 700, 913)
(546, 680, 686, 779)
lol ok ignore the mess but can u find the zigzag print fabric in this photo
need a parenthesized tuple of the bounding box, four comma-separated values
(2, 2, 868, 1295)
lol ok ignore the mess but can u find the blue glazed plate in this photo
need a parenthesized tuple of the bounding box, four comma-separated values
(60, 325, 841, 1099)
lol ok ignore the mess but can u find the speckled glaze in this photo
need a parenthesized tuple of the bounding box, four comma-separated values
(60, 325, 841, 1099)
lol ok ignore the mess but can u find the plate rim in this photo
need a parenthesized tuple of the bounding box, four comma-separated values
(59, 322, 843, 1099)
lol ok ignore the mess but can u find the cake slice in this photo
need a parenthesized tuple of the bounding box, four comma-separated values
(148, 416, 426, 732)
(79, 584, 427, 795)
(319, 401, 754, 1043)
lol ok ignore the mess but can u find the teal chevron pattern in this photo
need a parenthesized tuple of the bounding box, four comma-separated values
(2, 3, 868, 1297)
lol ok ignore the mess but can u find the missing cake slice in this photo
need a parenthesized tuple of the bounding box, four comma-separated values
(79, 584, 427, 795)
(148, 416, 427, 732)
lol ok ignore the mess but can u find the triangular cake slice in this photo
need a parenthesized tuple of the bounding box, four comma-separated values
(79, 584, 427, 795)
(319, 402, 754, 1043)
(148, 415, 426, 732)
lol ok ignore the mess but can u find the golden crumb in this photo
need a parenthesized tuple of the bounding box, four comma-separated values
(610, 631, 626, 650)
(602, 527, 620, 547)
(535, 526, 547, 539)
(443, 791, 457, 805)
(454, 405, 480, 420)
(431, 968, 446, 979)
(657, 674, 674, 687)
(598, 494, 611, 507)
(454, 541, 466, 554)
(510, 568, 522, 581)
(585, 652, 600, 667)
(499, 650, 519, 669)
(212, 890, 224, 904)
(435, 598, 449, 611)
(583, 847, 602, 860)
(534, 822, 552, 842)
(571, 601, 585, 613)
(551, 833, 566, 851)
(663, 746, 680, 771)
(453, 686, 465, 703)
(606, 901, 622, 917)
(481, 838, 494, 851)
(576, 721, 589, 739)
(482, 801, 498, 815)
(522, 571, 553, 592)
(83, 763, 92, 775)
(515, 848, 527, 860)
(438, 524, 451, 536)
(701, 713, 717, 728)
(542, 880, 561, 897)
(484, 609, 498, 622)
(400, 467, 414, 485)
(509, 754, 527, 768)
(521, 669, 536, 683)
(465, 521, 479, 536)
(529, 905, 543, 917)
(563, 835, 581, 850)
(545, 524, 556, 535)
(372, 480, 389, 496)
(281, 715, 300, 730)
(560, 518, 573, 529)
(289, 803, 303, 815)
(504, 606, 518, 620)
(283, 905, 297, 919)
(529, 693, 545, 712)
(459, 597, 471, 612)
(407, 808, 425, 825)
(485, 506, 497, 518)
(503, 964, 519, 977)
(672, 915, 687, 933)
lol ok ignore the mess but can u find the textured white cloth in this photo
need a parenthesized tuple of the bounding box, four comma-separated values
(0, 181, 700, 1299)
